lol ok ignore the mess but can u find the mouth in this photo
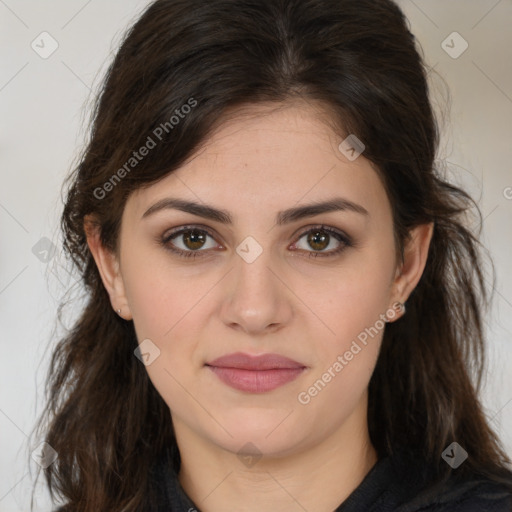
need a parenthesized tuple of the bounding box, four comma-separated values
(205, 352, 307, 393)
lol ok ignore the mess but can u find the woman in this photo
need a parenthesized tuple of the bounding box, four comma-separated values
(33, 0, 512, 510)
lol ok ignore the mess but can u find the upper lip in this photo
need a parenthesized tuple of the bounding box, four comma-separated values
(206, 352, 306, 370)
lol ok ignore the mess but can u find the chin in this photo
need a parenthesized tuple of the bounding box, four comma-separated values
(202, 410, 313, 457)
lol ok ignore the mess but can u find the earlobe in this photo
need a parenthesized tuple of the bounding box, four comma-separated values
(389, 222, 434, 317)
(84, 215, 133, 320)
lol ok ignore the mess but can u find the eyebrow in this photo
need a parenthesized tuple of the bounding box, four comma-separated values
(141, 196, 369, 225)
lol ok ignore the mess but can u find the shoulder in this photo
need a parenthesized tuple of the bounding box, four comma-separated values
(410, 482, 511, 512)
(386, 449, 512, 512)
(397, 471, 512, 511)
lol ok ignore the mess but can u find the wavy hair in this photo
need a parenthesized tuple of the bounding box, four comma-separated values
(32, 0, 512, 510)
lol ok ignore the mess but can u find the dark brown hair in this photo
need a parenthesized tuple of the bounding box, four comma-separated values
(32, 0, 512, 510)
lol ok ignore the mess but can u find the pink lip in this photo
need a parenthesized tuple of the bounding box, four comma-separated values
(206, 352, 307, 393)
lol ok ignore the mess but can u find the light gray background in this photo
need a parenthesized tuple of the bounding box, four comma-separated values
(1, 1, 511, 510)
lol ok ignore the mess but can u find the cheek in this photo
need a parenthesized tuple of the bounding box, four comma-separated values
(122, 241, 198, 338)
(307, 249, 394, 342)
(124, 261, 206, 420)
(297, 283, 387, 422)
(120, 220, 394, 421)
(299, 247, 394, 392)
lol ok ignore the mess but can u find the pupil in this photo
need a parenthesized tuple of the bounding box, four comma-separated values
(182, 229, 330, 252)
(185, 230, 205, 250)
(308, 230, 329, 251)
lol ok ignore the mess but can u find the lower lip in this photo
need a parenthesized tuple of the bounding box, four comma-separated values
(206, 366, 305, 393)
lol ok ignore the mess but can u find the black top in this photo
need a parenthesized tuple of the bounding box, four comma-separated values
(149, 443, 512, 512)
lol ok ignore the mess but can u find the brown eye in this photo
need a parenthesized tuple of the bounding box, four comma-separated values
(293, 226, 353, 258)
(307, 230, 330, 251)
(181, 229, 208, 250)
(162, 227, 218, 256)
(161, 224, 353, 260)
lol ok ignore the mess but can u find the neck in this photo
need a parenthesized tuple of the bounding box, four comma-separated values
(174, 398, 378, 512)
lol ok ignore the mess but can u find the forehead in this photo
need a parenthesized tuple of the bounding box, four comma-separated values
(124, 102, 389, 224)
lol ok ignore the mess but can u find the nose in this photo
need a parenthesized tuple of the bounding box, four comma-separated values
(219, 244, 294, 336)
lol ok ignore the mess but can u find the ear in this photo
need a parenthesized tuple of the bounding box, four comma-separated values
(84, 215, 132, 320)
(388, 222, 434, 321)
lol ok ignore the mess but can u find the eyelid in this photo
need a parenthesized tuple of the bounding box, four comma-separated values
(161, 224, 221, 243)
(290, 223, 351, 244)
(160, 223, 353, 258)
(290, 224, 353, 257)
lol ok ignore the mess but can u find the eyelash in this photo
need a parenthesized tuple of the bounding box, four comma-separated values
(160, 224, 354, 259)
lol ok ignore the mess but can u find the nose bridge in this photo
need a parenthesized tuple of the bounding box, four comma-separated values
(221, 234, 291, 333)
(237, 242, 273, 288)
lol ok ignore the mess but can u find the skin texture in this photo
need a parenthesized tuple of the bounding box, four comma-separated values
(86, 102, 433, 511)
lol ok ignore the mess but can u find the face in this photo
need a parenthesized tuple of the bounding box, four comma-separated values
(98, 102, 412, 458)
